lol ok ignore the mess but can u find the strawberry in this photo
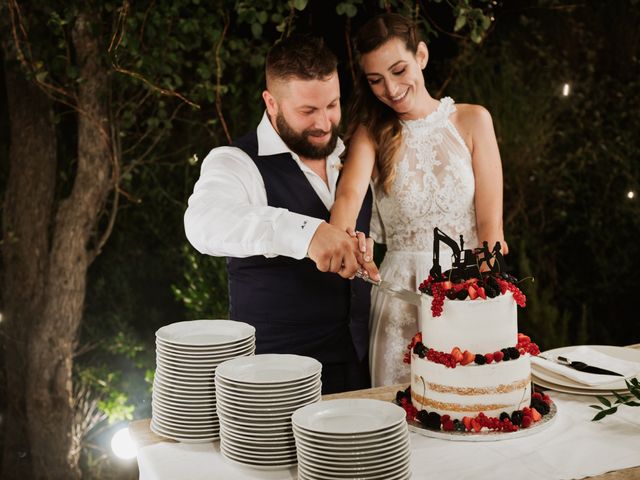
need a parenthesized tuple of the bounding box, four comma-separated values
(462, 416, 472, 431)
(451, 347, 464, 363)
(521, 416, 533, 428)
(484, 353, 494, 364)
(412, 332, 423, 345)
(468, 285, 478, 300)
(531, 407, 542, 422)
(461, 350, 475, 366)
(442, 280, 453, 290)
(477, 286, 487, 299)
(493, 350, 504, 362)
(471, 419, 482, 432)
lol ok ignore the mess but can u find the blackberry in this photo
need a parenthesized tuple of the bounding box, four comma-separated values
(455, 421, 466, 432)
(425, 412, 442, 430)
(501, 348, 511, 361)
(413, 342, 427, 358)
(446, 289, 458, 300)
(474, 354, 486, 365)
(396, 389, 410, 403)
(416, 409, 430, 426)
(499, 412, 510, 421)
(510, 410, 523, 426)
(485, 286, 498, 298)
(456, 289, 469, 300)
(486, 276, 500, 290)
(531, 398, 550, 415)
(508, 347, 520, 360)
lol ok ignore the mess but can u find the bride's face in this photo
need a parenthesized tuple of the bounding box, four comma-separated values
(361, 37, 428, 118)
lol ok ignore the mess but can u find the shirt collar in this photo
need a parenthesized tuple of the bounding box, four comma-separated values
(256, 111, 345, 160)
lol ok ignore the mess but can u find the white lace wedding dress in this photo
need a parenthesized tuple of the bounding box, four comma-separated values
(369, 97, 479, 387)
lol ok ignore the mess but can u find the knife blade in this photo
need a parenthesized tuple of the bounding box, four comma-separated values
(556, 356, 624, 377)
(355, 270, 423, 306)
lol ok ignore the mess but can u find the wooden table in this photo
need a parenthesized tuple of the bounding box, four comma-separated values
(130, 344, 640, 479)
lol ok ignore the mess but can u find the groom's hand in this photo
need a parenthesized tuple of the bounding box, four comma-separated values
(308, 222, 362, 279)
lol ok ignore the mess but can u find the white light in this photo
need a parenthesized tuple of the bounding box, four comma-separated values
(628, 191, 636, 199)
(562, 83, 571, 96)
(111, 427, 137, 460)
(0, 312, 3, 323)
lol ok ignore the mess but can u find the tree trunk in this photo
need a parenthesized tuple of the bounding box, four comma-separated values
(2, 9, 113, 479)
(1, 53, 57, 480)
(24, 12, 113, 480)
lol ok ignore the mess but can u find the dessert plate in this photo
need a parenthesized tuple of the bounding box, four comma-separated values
(156, 319, 255, 347)
(216, 354, 321, 384)
(292, 399, 406, 434)
(532, 375, 628, 396)
(532, 345, 640, 391)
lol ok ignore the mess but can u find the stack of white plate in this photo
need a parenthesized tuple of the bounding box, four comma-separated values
(215, 354, 322, 469)
(151, 320, 255, 443)
(292, 399, 412, 480)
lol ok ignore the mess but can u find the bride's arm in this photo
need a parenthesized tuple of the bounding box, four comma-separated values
(331, 125, 376, 232)
(461, 105, 509, 254)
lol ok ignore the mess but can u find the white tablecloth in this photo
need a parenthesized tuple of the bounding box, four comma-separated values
(137, 393, 640, 480)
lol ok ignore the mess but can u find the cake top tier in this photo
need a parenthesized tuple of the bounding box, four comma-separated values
(419, 228, 527, 317)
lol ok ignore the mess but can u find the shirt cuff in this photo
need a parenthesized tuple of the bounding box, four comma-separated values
(272, 212, 324, 259)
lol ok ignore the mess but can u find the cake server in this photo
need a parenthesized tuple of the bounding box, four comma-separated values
(355, 270, 422, 306)
(555, 356, 624, 377)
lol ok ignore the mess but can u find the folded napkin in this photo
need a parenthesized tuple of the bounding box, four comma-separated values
(531, 346, 640, 387)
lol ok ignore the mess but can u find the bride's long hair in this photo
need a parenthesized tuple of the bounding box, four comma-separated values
(345, 13, 421, 194)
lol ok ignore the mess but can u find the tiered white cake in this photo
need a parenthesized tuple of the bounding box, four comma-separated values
(410, 291, 532, 420)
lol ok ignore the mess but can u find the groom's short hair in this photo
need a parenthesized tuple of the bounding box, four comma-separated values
(266, 34, 337, 88)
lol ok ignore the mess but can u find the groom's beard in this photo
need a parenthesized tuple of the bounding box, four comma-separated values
(276, 112, 339, 160)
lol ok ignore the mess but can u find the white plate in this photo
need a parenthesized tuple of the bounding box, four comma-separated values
(295, 436, 410, 462)
(218, 418, 292, 435)
(152, 404, 217, 421)
(298, 458, 411, 479)
(215, 376, 322, 396)
(216, 354, 321, 385)
(215, 387, 321, 406)
(156, 345, 255, 362)
(292, 418, 406, 441)
(221, 436, 296, 454)
(217, 411, 292, 428)
(152, 417, 219, 435)
(292, 399, 406, 435)
(297, 464, 411, 480)
(156, 320, 255, 347)
(156, 336, 255, 353)
(215, 402, 297, 422)
(220, 424, 294, 442)
(294, 429, 409, 454)
(220, 445, 298, 470)
(298, 452, 410, 475)
(533, 375, 628, 396)
(216, 391, 320, 411)
(153, 369, 216, 386)
(533, 345, 640, 390)
(152, 414, 219, 430)
(150, 421, 218, 443)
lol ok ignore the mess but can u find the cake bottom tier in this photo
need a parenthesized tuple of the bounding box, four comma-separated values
(411, 353, 532, 420)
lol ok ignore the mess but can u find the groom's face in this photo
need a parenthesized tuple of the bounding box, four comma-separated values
(263, 73, 341, 159)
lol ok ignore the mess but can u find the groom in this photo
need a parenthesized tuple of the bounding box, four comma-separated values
(184, 34, 378, 394)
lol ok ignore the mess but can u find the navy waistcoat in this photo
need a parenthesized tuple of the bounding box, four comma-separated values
(227, 130, 372, 363)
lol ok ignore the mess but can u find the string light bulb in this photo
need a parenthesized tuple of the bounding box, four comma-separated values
(562, 83, 571, 96)
(628, 191, 636, 199)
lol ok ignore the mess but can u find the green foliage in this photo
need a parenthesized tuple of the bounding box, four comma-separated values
(590, 378, 640, 421)
(172, 244, 229, 319)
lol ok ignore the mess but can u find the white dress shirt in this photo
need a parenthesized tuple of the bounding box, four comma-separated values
(184, 112, 344, 259)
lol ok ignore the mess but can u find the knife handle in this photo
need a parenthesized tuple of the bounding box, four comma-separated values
(355, 268, 381, 286)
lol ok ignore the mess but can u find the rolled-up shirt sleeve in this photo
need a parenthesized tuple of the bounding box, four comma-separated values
(184, 147, 323, 259)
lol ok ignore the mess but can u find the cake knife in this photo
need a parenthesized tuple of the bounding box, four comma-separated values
(355, 270, 423, 306)
(555, 356, 624, 376)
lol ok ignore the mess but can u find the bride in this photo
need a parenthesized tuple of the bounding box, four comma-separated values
(330, 13, 508, 386)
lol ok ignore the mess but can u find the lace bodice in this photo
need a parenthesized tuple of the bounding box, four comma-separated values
(371, 97, 478, 256)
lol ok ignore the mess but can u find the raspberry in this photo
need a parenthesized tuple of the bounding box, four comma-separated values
(521, 416, 532, 428)
(484, 353, 494, 364)
(494, 351, 504, 362)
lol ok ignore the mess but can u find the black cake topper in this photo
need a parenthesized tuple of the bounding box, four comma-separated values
(430, 227, 506, 282)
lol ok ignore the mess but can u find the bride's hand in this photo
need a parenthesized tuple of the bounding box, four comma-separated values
(346, 227, 380, 281)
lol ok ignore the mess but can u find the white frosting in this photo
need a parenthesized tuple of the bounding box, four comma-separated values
(411, 353, 532, 420)
(420, 291, 517, 353)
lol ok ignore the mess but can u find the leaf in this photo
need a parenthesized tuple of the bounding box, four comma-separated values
(251, 22, 262, 38)
(589, 404, 603, 410)
(596, 395, 611, 407)
(592, 410, 608, 421)
(293, 0, 308, 11)
(612, 391, 630, 404)
(454, 15, 467, 32)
